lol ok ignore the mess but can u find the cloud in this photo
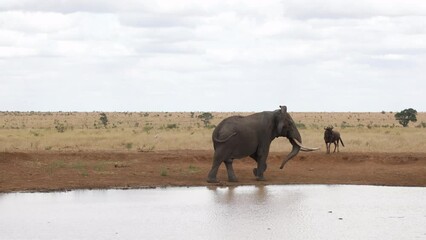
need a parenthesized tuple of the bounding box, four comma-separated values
(0, 11, 72, 33)
(0, 0, 425, 111)
(282, 0, 426, 19)
(0, 0, 118, 13)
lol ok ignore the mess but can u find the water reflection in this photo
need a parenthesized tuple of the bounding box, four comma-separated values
(1, 185, 425, 240)
(208, 185, 270, 204)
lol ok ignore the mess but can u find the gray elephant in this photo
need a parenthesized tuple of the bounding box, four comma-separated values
(207, 106, 318, 183)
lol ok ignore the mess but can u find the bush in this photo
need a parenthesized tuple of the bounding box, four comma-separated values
(99, 113, 109, 128)
(160, 168, 168, 176)
(143, 125, 154, 133)
(54, 120, 66, 133)
(166, 123, 178, 129)
(340, 121, 353, 129)
(416, 122, 426, 128)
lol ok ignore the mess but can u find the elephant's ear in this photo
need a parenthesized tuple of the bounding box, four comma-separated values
(276, 105, 287, 134)
(277, 120, 284, 134)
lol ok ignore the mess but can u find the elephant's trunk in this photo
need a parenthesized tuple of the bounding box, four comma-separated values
(279, 139, 301, 169)
(279, 128, 302, 169)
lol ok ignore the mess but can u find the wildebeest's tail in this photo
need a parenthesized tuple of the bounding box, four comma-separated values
(340, 138, 345, 147)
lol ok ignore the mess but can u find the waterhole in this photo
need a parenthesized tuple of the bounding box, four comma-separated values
(1, 185, 425, 239)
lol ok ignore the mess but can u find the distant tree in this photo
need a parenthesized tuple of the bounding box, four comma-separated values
(99, 113, 109, 128)
(394, 108, 417, 127)
(198, 112, 213, 128)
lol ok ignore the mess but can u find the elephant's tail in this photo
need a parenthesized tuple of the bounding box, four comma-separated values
(340, 138, 345, 147)
(213, 132, 237, 143)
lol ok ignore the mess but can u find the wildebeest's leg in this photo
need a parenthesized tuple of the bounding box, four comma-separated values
(326, 142, 331, 154)
(224, 159, 238, 182)
(333, 140, 339, 153)
(207, 151, 226, 183)
(336, 139, 340, 152)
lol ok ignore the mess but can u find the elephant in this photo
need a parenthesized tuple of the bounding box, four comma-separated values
(324, 126, 345, 153)
(207, 106, 319, 183)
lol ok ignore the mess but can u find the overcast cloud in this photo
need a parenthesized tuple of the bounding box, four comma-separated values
(1, 0, 425, 112)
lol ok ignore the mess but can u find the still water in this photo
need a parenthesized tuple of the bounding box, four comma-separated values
(1, 185, 425, 240)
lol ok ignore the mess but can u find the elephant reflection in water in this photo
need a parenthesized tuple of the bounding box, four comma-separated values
(208, 186, 268, 204)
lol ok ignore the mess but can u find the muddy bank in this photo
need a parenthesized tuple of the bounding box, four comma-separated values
(1, 151, 425, 192)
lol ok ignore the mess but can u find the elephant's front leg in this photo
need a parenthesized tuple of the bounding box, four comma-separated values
(254, 151, 269, 181)
(224, 159, 238, 182)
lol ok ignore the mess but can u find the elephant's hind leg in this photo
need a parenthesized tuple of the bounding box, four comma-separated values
(207, 161, 221, 183)
(224, 159, 238, 182)
(207, 150, 229, 183)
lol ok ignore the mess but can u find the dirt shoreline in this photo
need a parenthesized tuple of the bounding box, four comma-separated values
(1, 150, 426, 193)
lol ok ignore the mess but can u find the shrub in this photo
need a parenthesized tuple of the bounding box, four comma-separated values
(143, 125, 154, 133)
(125, 142, 133, 150)
(416, 121, 426, 128)
(340, 121, 353, 129)
(188, 164, 200, 173)
(166, 123, 178, 129)
(160, 168, 168, 176)
(99, 113, 109, 128)
(54, 120, 66, 133)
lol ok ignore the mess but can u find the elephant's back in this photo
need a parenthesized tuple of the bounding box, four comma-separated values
(212, 116, 244, 142)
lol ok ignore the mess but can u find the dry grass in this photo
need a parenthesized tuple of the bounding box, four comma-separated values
(1, 111, 425, 153)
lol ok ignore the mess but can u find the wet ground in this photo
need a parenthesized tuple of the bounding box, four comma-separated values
(1, 185, 425, 239)
(1, 151, 426, 192)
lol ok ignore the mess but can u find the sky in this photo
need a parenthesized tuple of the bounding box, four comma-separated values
(0, 0, 425, 112)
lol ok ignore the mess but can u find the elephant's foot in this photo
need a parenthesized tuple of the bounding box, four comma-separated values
(253, 168, 258, 177)
(253, 168, 266, 180)
(207, 178, 219, 183)
(228, 177, 238, 182)
(256, 176, 265, 181)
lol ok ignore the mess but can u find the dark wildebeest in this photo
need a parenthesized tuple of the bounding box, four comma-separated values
(324, 126, 345, 153)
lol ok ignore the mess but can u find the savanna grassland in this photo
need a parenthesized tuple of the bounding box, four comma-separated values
(1, 111, 426, 192)
(1, 111, 425, 153)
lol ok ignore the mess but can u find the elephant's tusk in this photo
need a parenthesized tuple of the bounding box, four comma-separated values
(300, 148, 318, 152)
(293, 139, 320, 151)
